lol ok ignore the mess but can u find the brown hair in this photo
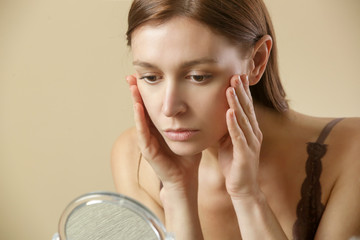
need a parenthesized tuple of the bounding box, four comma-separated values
(126, 0, 288, 112)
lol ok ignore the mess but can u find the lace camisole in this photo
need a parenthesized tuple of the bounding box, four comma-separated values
(292, 118, 343, 239)
(156, 118, 344, 239)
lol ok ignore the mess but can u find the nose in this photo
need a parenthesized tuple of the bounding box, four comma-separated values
(161, 81, 187, 117)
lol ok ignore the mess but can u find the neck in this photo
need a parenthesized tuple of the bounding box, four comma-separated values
(255, 103, 294, 154)
(255, 103, 292, 139)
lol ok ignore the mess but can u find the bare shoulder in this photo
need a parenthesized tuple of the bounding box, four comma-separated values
(333, 117, 360, 186)
(111, 127, 139, 167)
(330, 117, 360, 159)
(327, 117, 360, 179)
(111, 127, 140, 193)
(111, 127, 165, 221)
(316, 118, 360, 238)
(335, 117, 360, 137)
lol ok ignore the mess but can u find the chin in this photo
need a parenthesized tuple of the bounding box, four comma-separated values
(166, 141, 205, 157)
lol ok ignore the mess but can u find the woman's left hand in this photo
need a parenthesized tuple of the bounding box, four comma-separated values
(218, 74, 263, 199)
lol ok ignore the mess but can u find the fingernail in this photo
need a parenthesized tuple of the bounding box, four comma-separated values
(231, 109, 236, 120)
(232, 87, 236, 96)
(232, 88, 239, 101)
(233, 76, 241, 87)
(237, 75, 242, 83)
(243, 75, 249, 85)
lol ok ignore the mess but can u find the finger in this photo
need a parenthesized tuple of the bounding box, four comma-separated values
(226, 85, 253, 146)
(240, 74, 253, 102)
(126, 75, 137, 86)
(131, 82, 161, 135)
(130, 84, 143, 105)
(232, 75, 262, 143)
(130, 83, 160, 159)
(130, 84, 154, 128)
(133, 102, 154, 155)
(133, 99, 176, 176)
(240, 75, 262, 141)
(133, 103, 161, 173)
(130, 85, 147, 140)
(226, 108, 246, 150)
(239, 75, 262, 142)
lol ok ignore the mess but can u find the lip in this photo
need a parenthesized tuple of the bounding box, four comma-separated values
(163, 129, 199, 141)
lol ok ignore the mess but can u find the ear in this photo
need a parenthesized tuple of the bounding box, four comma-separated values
(248, 35, 272, 85)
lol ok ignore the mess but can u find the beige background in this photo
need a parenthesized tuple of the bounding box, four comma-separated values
(0, 0, 359, 239)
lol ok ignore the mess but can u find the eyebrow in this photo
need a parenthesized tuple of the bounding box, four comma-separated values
(132, 57, 218, 69)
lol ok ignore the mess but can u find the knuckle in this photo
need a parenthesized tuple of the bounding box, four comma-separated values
(233, 131, 245, 143)
(245, 101, 254, 114)
(240, 115, 250, 126)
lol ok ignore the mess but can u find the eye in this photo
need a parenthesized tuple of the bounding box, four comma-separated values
(139, 75, 162, 84)
(187, 75, 212, 83)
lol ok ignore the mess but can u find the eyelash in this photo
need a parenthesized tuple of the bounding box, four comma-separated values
(139, 75, 162, 84)
(139, 74, 212, 84)
(186, 74, 212, 83)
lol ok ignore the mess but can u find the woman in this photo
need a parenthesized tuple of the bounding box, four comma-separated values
(111, 0, 360, 239)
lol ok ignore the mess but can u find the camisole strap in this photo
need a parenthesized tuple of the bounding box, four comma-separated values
(293, 118, 344, 240)
(315, 118, 344, 144)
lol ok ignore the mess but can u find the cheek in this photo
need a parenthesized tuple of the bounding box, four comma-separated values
(137, 84, 161, 121)
(193, 85, 229, 126)
(210, 91, 228, 126)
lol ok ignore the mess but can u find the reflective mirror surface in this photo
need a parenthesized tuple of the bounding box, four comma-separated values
(58, 192, 173, 240)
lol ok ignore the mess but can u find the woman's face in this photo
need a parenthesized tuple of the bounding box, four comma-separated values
(131, 17, 251, 156)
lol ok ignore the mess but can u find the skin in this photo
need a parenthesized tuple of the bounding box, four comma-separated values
(131, 18, 249, 157)
(111, 17, 360, 239)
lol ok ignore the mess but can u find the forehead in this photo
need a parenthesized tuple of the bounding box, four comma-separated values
(131, 17, 240, 64)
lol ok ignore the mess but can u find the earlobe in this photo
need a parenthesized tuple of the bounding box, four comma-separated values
(248, 35, 272, 85)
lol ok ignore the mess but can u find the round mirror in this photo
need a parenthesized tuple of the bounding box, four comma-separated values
(57, 192, 173, 240)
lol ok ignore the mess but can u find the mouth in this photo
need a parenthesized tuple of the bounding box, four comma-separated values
(163, 129, 199, 141)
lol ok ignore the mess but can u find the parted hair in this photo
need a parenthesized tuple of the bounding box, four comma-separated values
(126, 0, 288, 112)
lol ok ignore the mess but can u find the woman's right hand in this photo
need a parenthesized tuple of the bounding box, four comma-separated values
(126, 75, 202, 192)
(127, 75, 204, 239)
